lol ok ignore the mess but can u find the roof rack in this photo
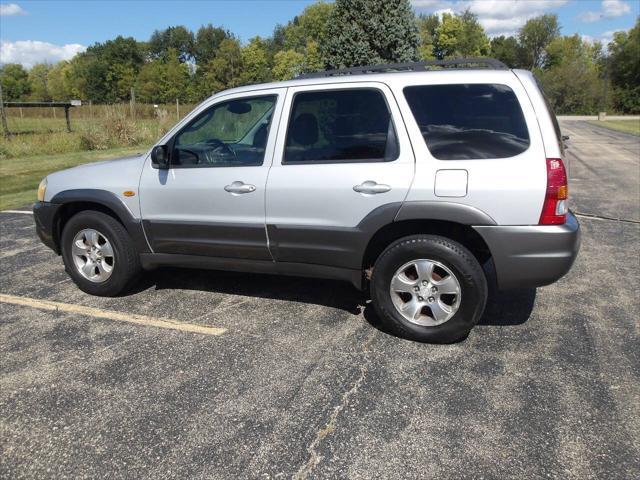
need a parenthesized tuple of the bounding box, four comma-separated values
(296, 57, 508, 79)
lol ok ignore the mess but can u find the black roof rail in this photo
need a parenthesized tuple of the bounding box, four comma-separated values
(296, 57, 508, 79)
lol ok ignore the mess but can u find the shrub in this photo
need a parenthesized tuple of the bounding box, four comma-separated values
(79, 126, 110, 151)
(103, 106, 143, 146)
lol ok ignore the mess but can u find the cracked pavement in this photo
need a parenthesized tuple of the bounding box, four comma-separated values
(1, 120, 639, 479)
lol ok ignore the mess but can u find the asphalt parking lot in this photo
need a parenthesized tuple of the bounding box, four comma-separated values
(1, 120, 638, 479)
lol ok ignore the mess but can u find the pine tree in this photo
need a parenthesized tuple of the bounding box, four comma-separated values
(322, 0, 419, 68)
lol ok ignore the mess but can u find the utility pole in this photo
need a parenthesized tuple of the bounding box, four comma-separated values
(0, 83, 10, 138)
(599, 55, 610, 121)
(603, 56, 610, 116)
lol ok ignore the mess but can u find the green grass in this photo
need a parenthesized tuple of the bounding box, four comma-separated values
(587, 119, 640, 136)
(0, 114, 172, 209)
(0, 118, 165, 159)
(0, 146, 150, 210)
(2, 117, 71, 134)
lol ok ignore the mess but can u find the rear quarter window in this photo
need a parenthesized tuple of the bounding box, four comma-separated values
(403, 84, 530, 160)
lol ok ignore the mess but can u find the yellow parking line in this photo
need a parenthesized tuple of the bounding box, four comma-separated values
(0, 293, 227, 336)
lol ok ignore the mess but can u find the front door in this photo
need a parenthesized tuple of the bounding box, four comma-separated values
(139, 89, 286, 260)
(265, 82, 415, 270)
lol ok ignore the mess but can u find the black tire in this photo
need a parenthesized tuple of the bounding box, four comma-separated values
(370, 235, 487, 343)
(61, 210, 141, 296)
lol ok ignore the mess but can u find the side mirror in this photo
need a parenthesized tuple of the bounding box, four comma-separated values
(151, 145, 169, 169)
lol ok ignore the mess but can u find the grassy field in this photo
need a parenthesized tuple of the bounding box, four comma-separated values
(0, 111, 170, 210)
(587, 119, 640, 136)
(0, 116, 166, 159)
(0, 146, 151, 210)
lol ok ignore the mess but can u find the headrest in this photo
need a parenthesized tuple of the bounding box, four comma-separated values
(290, 113, 318, 146)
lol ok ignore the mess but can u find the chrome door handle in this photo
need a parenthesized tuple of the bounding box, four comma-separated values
(353, 180, 391, 194)
(224, 181, 256, 194)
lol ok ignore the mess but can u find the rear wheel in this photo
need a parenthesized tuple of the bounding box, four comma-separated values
(61, 210, 141, 296)
(370, 235, 487, 343)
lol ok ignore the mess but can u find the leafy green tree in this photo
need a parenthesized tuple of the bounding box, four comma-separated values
(303, 40, 324, 73)
(323, 0, 419, 68)
(76, 36, 144, 102)
(136, 52, 191, 103)
(162, 49, 191, 102)
(267, 24, 288, 57)
(135, 60, 165, 103)
(416, 14, 439, 60)
(263, 2, 332, 73)
(518, 14, 560, 69)
(0, 63, 31, 100)
(194, 24, 231, 64)
(66, 56, 91, 100)
(195, 38, 243, 97)
(272, 49, 306, 80)
(48, 61, 75, 100)
(149, 26, 195, 62)
(537, 35, 601, 114)
(283, 1, 333, 51)
(433, 10, 489, 59)
(270, 40, 323, 80)
(240, 37, 271, 85)
(28, 63, 51, 101)
(608, 18, 640, 113)
(490, 36, 521, 68)
(79, 58, 109, 102)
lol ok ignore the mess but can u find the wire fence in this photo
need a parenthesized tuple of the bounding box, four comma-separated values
(0, 101, 197, 140)
(4, 102, 196, 121)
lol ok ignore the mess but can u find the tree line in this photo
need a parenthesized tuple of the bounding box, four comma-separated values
(1, 0, 638, 114)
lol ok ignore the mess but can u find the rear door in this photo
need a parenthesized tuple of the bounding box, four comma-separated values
(265, 82, 415, 270)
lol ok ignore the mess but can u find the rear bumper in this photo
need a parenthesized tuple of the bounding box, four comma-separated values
(33, 201, 61, 253)
(474, 212, 581, 289)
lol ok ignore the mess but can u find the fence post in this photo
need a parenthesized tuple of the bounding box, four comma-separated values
(89, 100, 93, 121)
(176, 99, 180, 120)
(130, 87, 136, 119)
(0, 83, 9, 138)
(64, 106, 71, 132)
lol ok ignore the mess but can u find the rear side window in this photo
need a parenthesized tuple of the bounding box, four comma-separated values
(403, 84, 530, 160)
(284, 89, 398, 164)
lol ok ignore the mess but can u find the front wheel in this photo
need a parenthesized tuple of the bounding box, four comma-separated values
(370, 235, 487, 343)
(61, 210, 141, 296)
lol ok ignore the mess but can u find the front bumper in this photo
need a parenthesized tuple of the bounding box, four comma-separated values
(33, 201, 61, 253)
(474, 212, 581, 289)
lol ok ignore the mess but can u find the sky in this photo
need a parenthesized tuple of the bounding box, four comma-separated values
(1, 0, 638, 68)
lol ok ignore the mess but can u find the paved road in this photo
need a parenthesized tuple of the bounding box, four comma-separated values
(1, 121, 638, 479)
(562, 120, 640, 222)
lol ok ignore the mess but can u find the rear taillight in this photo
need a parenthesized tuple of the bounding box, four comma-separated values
(539, 157, 568, 225)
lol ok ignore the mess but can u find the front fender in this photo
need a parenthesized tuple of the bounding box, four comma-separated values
(47, 189, 150, 254)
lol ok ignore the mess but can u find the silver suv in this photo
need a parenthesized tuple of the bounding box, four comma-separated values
(33, 58, 580, 343)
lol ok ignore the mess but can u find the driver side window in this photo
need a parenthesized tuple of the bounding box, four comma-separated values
(172, 95, 277, 168)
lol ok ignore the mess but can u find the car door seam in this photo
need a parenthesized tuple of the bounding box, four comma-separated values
(264, 87, 289, 262)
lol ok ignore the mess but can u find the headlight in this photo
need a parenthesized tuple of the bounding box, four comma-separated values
(37, 178, 47, 202)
